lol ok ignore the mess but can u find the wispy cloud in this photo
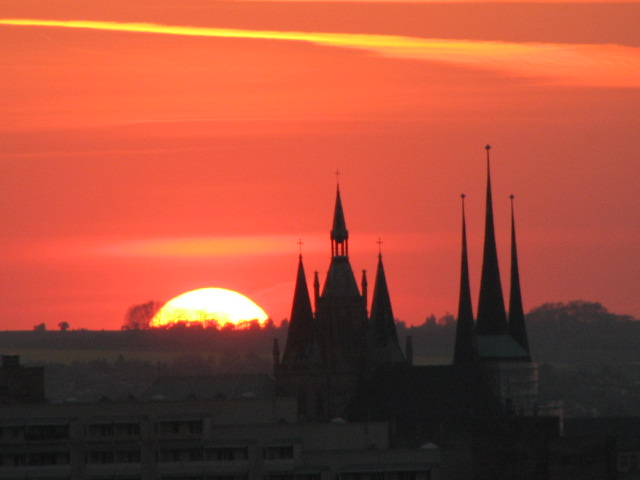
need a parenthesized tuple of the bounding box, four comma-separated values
(100, 236, 320, 258)
(2, 18, 639, 87)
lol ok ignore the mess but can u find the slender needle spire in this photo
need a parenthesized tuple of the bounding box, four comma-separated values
(508, 195, 531, 358)
(476, 145, 508, 335)
(454, 194, 477, 364)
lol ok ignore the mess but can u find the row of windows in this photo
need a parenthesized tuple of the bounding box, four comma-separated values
(341, 473, 430, 480)
(264, 446, 295, 460)
(86, 449, 141, 464)
(87, 422, 141, 437)
(0, 445, 294, 466)
(156, 420, 203, 435)
(161, 477, 248, 480)
(1, 420, 203, 441)
(0, 424, 70, 441)
(157, 447, 249, 463)
(0, 452, 70, 466)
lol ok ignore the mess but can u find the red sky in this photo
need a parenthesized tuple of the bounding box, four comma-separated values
(1, 0, 639, 330)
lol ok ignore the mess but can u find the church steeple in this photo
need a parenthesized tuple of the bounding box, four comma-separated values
(370, 251, 404, 364)
(281, 255, 316, 365)
(331, 184, 349, 257)
(454, 194, 477, 364)
(322, 183, 360, 298)
(476, 145, 508, 335)
(508, 195, 531, 358)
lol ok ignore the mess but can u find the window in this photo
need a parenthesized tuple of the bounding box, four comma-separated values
(87, 449, 140, 464)
(264, 446, 294, 460)
(24, 424, 69, 440)
(114, 423, 141, 436)
(27, 452, 70, 465)
(158, 448, 204, 463)
(263, 475, 294, 480)
(204, 447, 248, 461)
(0, 426, 22, 440)
(156, 420, 202, 436)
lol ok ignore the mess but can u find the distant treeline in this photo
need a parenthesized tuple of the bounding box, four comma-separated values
(2, 300, 639, 413)
(0, 300, 637, 365)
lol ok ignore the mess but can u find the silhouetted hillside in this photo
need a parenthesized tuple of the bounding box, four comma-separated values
(1, 300, 636, 364)
(1, 300, 638, 412)
(527, 301, 639, 361)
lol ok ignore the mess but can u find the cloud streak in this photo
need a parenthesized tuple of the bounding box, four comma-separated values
(2, 18, 639, 87)
(101, 236, 305, 258)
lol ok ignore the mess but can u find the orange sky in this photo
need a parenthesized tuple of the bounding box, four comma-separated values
(1, 0, 639, 330)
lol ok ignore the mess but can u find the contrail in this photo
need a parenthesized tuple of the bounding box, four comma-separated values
(2, 18, 639, 87)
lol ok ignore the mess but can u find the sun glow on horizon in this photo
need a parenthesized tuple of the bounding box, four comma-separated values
(150, 288, 269, 328)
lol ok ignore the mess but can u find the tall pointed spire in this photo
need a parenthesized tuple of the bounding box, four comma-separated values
(476, 145, 508, 335)
(508, 195, 531, 358)
(281, 255, 316, 364)
(370, 251, 404, 364)
(454, 194, 477, 364)
(322, 181, 360, 298)
(331, 183, 349, 257)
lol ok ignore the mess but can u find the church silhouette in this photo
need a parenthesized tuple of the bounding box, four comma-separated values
(274, 146, 539, 436)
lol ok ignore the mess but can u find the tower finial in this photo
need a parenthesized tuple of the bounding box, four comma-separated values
(376, 238, 383, 257)
(485, 144, 492, 175)
(298, 238, 304, 257)
(335, 169, 341, 188)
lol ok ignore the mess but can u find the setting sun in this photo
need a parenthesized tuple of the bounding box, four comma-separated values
(150, 288, 269, 329)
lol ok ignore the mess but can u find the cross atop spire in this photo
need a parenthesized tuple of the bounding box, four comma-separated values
(376, 238, 383, 257)
(298, 238, 304, 257)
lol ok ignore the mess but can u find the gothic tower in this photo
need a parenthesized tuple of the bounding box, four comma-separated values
(277, 184, 399, 420)
(461, 146, 538, 415)
(315, 185, 369, 371)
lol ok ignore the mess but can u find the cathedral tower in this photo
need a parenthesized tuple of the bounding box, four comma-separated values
(277, 184, 398, 420)
(465, 146, 538, 415)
